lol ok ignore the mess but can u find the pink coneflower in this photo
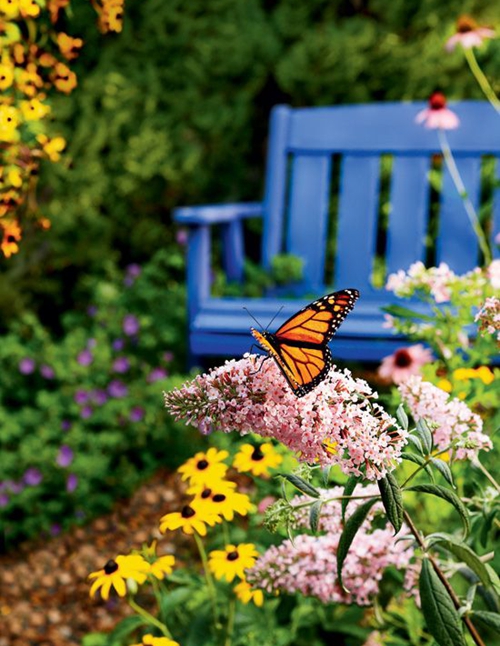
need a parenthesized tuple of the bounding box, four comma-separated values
(415, 92, 460, 130)
(445, 15, 495, 52)
(378, 344, 433, 384)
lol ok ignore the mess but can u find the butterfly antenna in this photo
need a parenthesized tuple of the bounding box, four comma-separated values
(266, 305, 284, 331)
(243, 307, 263, 329)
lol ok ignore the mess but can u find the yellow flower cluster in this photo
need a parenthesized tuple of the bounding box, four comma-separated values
(437, 366, 495, 394)
(0, 0, 124, 257)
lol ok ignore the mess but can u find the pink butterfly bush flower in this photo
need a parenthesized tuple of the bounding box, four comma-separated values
(164, 356, 407, 480)
(378, 344, 433, 384)
(247, 485, 414, 605)
(399, 376, 492, 460)
(445, 15, 495, 52)
(415, 92, 460, 130)
(475, 296, 500, 344)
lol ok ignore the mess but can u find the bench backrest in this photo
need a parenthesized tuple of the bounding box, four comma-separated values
(261, 102, 500, 296)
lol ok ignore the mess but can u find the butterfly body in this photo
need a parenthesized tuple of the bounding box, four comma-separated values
(251, 289, 360, 397)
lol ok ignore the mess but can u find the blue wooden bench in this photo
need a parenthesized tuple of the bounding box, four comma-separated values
(174, 101, 500, 365)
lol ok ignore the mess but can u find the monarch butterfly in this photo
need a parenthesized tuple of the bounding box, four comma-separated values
(251, 289, 360, 397)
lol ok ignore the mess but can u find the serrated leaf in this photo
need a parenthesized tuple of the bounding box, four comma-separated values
(341, 475, 360, 522)
(428, 534, 497, 595)
(280, 473, 320, 498)
(407, 434, 424, 454)
(378, 472, 403, 533)
(337, 498, 378, 591)
(415, 418, 433, 454)
(407, 484, 470, 537)
(419, 558, 467, 646)
(430, 458, 455, 487)
(472, 610, 500, 634)
(309, 500, 323, 534)
(382, 304, 434, 321)
(396, 404, 409, 430)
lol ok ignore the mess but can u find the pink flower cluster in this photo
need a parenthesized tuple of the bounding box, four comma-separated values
(475, 297, 500, 344)
(247, 485, 414, 606)
(378, 344, 433, 384)
(399, 376, 492, 460)
(164, 357, 407, 480)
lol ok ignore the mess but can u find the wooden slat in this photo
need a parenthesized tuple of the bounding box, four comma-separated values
(221, 219, 244, 281)
(436, 157, 481, 272)
(335, 155, 380, 291)
(286, 155, 331, 291)
(186, 226, 211, 320)
(386, 156, 431, 275)
(493, 157, 500, 260)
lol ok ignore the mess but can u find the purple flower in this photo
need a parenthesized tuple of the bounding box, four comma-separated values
(87, 306, 98, 317)
(40, 364, 55, 379)
(91, 389, 108, 406)
(87, 338, 97, 349)
(50, 524, 62, 536)
(147, 367, 168, 383)
(56, 445, 74, 468)
(67, 474, 78, 492)
(122, 314, 140, 336)
(176, 228, 188, 246)
(112, 357, 130, 373)
(0, 494, 9, 507)
(129, 407, 145, 422)
(74, 390, 89, 405)
(108, 380, 128, 398)
(77, 349, 93, 366)
(124, 264, 141, 286)
(162, 351, 174, 363)
(19, 358, 36, 375)
(112, 338, 125, 351)
(9, 481, 24, 494)
(61, 420, 72, 432)
(80, 405, 93, 419)
(24, 468, 43, 486)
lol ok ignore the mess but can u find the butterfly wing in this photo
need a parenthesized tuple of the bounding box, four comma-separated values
(251, 289, 359, 397)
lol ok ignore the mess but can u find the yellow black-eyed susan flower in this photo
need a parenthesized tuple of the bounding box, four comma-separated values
(191, 484, 253, 522)
(233, 579, 264, 607)
(232, 443, 283, 477)
(88, 554, 149, 600)
(177, 448, 229, 486)
(208, 543, 258, 582)
(131, 635, 180, 646)
(159, 500, 219, 536)
(149, 555, 176, 580)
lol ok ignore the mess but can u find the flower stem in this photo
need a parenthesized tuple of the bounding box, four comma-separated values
(193, 532, 219, 629)
(463, 47, 500, 116)
(128, 597, 172, 638)
(438, 129, 492, 265)
(403, 510, 486, 646)
(224, 597, 235, 646)
(472, 456, 500, 492)
(401, 447, 450, 488)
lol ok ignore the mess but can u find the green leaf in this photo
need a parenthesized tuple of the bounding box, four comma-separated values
(280, 474, 320, 498)
(337, 498, 378, 590)
(402, 453, 434, 481)
(419, 558, 466, 646)
(341, 475, 360, 522)
(406, 484, 470, 537)
(472, 610, 500, 634)
(378, 472, 403, 533)
(407, 434, 424, 454)
(429, 458, 455, 487)
(309, 500, 323, 533)
(382, 304, 435, 321)
(396, 403, 409, 430)
(428, 533, 497, 594)
(415, 419, 433, 454)
(109, 615, 147, 641)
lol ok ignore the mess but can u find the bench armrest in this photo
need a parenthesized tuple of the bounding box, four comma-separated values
(173, 202, 263, 225)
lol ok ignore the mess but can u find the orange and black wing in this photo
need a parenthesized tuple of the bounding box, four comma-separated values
(251, 289, 359, 397)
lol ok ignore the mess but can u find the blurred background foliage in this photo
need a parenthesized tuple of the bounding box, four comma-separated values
(1, 0, 499, 329)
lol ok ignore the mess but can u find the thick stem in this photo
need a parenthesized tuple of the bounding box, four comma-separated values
(438, 129, 492, 265)
(403, 510, 486, 646)
(463, 47, 500, 115)
(128, 597, 172, 638)
(193, 532, 219, 629)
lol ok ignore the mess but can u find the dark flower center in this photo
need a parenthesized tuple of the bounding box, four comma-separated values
(227, 550, 239, 561)
(394, 349, 412, 368)
(251, 446, 264, 461)
(196, 459, 209, 470)
(181, 505, 196, 518)
(6, 235, 15, 243)
(429, 92, 446, 111)
(213, 494, 226, 503)
(103, 559, 118, 575)
(456, 15, 477, 33)
(201, 488, 212, 499)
